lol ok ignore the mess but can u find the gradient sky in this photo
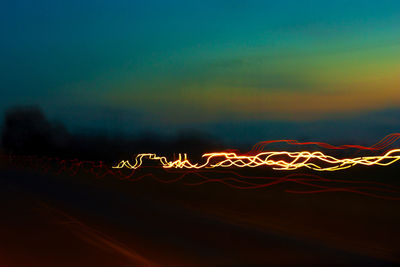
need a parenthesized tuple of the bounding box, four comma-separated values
(1, 0, 400, 141)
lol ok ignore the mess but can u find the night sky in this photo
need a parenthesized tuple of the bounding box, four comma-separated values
(1, 0, 400, 144)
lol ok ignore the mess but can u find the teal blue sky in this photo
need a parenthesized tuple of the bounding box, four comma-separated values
(1, 0, 400, 141)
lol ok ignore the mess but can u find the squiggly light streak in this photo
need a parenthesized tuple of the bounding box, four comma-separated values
(250, 133, 400, 153)
(3, 153, 400, 199)
(112, 148, 400, 171)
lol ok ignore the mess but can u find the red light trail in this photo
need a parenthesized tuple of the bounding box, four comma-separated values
(113, 133, 400, 171)
(2, 134, 400, 200)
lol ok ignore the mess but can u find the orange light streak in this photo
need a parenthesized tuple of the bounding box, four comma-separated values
(112, 148, 400, 171)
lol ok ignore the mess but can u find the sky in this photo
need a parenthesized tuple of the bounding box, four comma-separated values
(1, 0, 400, 143)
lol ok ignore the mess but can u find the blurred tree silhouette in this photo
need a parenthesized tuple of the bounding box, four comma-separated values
(1, 106, 69, 156)
(1, 106, 223, 161)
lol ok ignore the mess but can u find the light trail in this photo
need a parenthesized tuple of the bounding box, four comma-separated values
(112, 149, 400, 171)
(113, 133, 400, 171)
(249, 133, 400, 153)
(3, 134, 400, 199)
(3, 152, 400, 200)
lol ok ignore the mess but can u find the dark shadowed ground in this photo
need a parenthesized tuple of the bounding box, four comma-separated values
(1, 163, 399, 266)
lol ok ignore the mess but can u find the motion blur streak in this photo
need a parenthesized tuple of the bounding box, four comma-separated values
(3, 134, 400, 200)
(3, 153, 400, 200)
(112, 149, 400, 171)
(250, 133, 400, 153)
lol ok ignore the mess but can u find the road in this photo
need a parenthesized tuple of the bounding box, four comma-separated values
(0, 168, 399, 266)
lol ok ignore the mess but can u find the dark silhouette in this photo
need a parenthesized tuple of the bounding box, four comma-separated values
(1, 106, 224, 162)
(2, 106, 70, 156)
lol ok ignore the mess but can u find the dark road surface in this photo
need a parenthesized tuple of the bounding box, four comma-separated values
(1, 169, 399, 266)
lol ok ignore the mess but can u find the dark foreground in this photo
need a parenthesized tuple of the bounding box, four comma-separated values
(0, 165, 399, 266)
